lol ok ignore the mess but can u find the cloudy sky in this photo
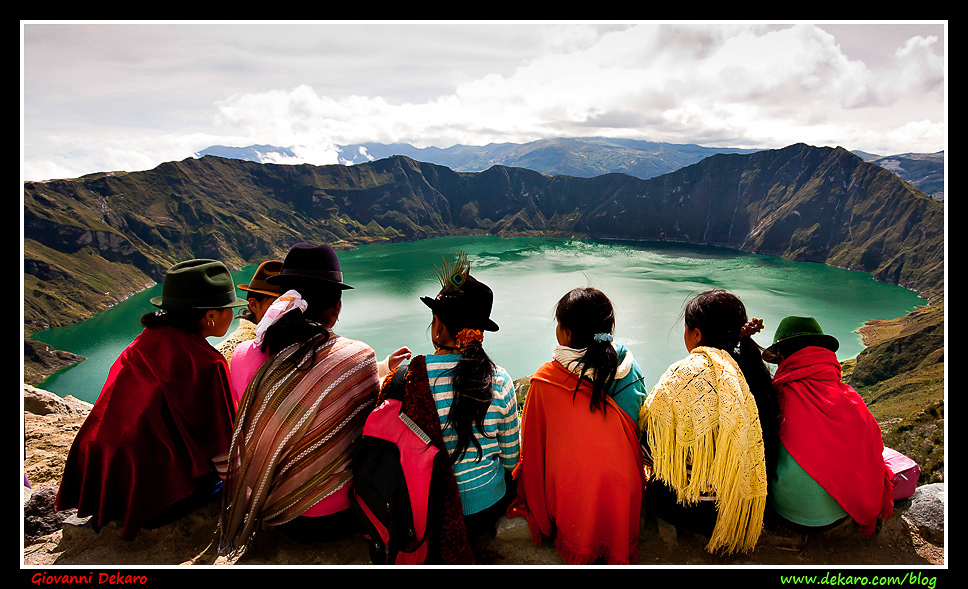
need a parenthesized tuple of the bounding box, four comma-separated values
(21, 21, 946, 182)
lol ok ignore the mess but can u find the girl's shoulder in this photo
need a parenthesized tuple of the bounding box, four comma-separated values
(663, 349, 714, 379)
(692, 345, 742, 375)
(143, 325, 222, 357)
(490, 363, 513, 388)
(489, 364, 518, 407)
(425, 352, 460, 369)
(425, 352, 461, 362)
(614, 341, 629, 357)
(329, 334, 377, 357)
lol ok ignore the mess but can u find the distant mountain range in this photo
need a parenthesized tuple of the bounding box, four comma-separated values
(195, 137, 944, 200)
(197, 138, 762, 181)
(861, 152, 945, 199)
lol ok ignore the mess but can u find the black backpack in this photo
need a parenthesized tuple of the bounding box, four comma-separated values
(349, 365, 452, 564)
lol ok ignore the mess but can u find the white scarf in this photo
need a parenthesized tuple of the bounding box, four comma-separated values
(253, 289, 308, 347)
(553, 343, 634, 382)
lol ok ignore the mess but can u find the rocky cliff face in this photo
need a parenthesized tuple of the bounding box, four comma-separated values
(23, 143, 944, 334)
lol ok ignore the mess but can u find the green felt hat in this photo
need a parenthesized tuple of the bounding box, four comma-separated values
(150, 259, 247, 310)
(762, 315, 839, 363)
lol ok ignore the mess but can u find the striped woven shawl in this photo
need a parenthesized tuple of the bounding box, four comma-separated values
(219, 331, 379, 552)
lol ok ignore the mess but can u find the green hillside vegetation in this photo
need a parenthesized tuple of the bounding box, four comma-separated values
(844, 302, 945, 483)
(23, 143, 944, 484)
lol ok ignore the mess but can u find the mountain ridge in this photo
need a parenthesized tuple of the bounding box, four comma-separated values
(862, 151, 944, 199)
(24, 143, 943, 334)
(196, 137, 944, 199)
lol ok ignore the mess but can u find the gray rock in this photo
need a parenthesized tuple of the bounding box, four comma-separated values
(902, 482, 945, 545)
(23, 384, 92, 416)
(60, 514, 99, 543)
(24, 484, 73, 543)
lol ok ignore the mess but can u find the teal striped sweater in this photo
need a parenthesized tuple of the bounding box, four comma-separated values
(425, 353, 520, 515)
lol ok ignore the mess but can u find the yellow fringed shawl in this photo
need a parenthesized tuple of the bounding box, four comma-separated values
(639, 346, 767, 554)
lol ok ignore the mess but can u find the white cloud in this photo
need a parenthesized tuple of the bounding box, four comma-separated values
(23, 129, 231, 181)
(890, 35, 945, 96)
(209, 23, 945, 154)
(22, 21, 946, 180)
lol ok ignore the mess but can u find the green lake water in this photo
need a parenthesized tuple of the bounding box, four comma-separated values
(32, 236, 926, 405)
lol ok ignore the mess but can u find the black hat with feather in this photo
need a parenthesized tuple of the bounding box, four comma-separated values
(420, 251, 499, 332)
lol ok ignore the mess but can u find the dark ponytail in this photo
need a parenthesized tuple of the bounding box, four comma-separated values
(683, 289, 778, 476)
(555, 287, 619, 414)
(439, 317, 496, 464)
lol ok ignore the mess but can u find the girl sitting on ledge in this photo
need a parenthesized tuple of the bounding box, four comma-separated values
(397, 252, 520, 562)
(56, 259, 246, 541)
(639, 288, 773, 554)
(508, 287, 647, 564)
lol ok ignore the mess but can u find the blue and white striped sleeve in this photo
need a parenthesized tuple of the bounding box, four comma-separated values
(492, 367, 520, 470)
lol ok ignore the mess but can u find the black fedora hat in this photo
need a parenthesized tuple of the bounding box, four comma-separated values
(421, 273, 500, 332)
(150, 259, 247, 310)
(266, 243, 354, 290)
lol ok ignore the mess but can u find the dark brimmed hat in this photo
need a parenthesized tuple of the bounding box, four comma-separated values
(266, 243, 354, 290)
(421, 273, 500, 332)
(762, 316, 839, 363)
(238, 260, 284, 297)
(150, 259, 247, 310)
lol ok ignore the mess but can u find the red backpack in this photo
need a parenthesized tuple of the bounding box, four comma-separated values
(349, 364, 452, 564)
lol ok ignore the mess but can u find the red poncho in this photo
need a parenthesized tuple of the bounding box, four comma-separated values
(772, 346, 894, 535)
(56, 326, 236, 540)
(507, 360, 644, 564)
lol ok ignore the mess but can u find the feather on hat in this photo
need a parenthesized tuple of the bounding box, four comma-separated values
(420, 251, 499, 332)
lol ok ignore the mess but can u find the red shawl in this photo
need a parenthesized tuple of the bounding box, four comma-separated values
(507, 360, 643, 564)
(772, 346, 894, 535)
(56, 326, 236, 540)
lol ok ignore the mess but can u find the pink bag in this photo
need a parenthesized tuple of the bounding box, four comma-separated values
(349, 364, 446, 565)
(882, 447, 920, 500)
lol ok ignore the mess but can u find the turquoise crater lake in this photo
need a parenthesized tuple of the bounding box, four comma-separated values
(33, 236, 925, 405)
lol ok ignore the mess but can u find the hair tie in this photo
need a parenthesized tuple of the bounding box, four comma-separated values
(456, 328, 484, 351)
(593, 333, 613, 343)
(254, 289, 308, 346)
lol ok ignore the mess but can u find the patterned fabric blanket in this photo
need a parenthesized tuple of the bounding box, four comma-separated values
(219, 331, 380, 552)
